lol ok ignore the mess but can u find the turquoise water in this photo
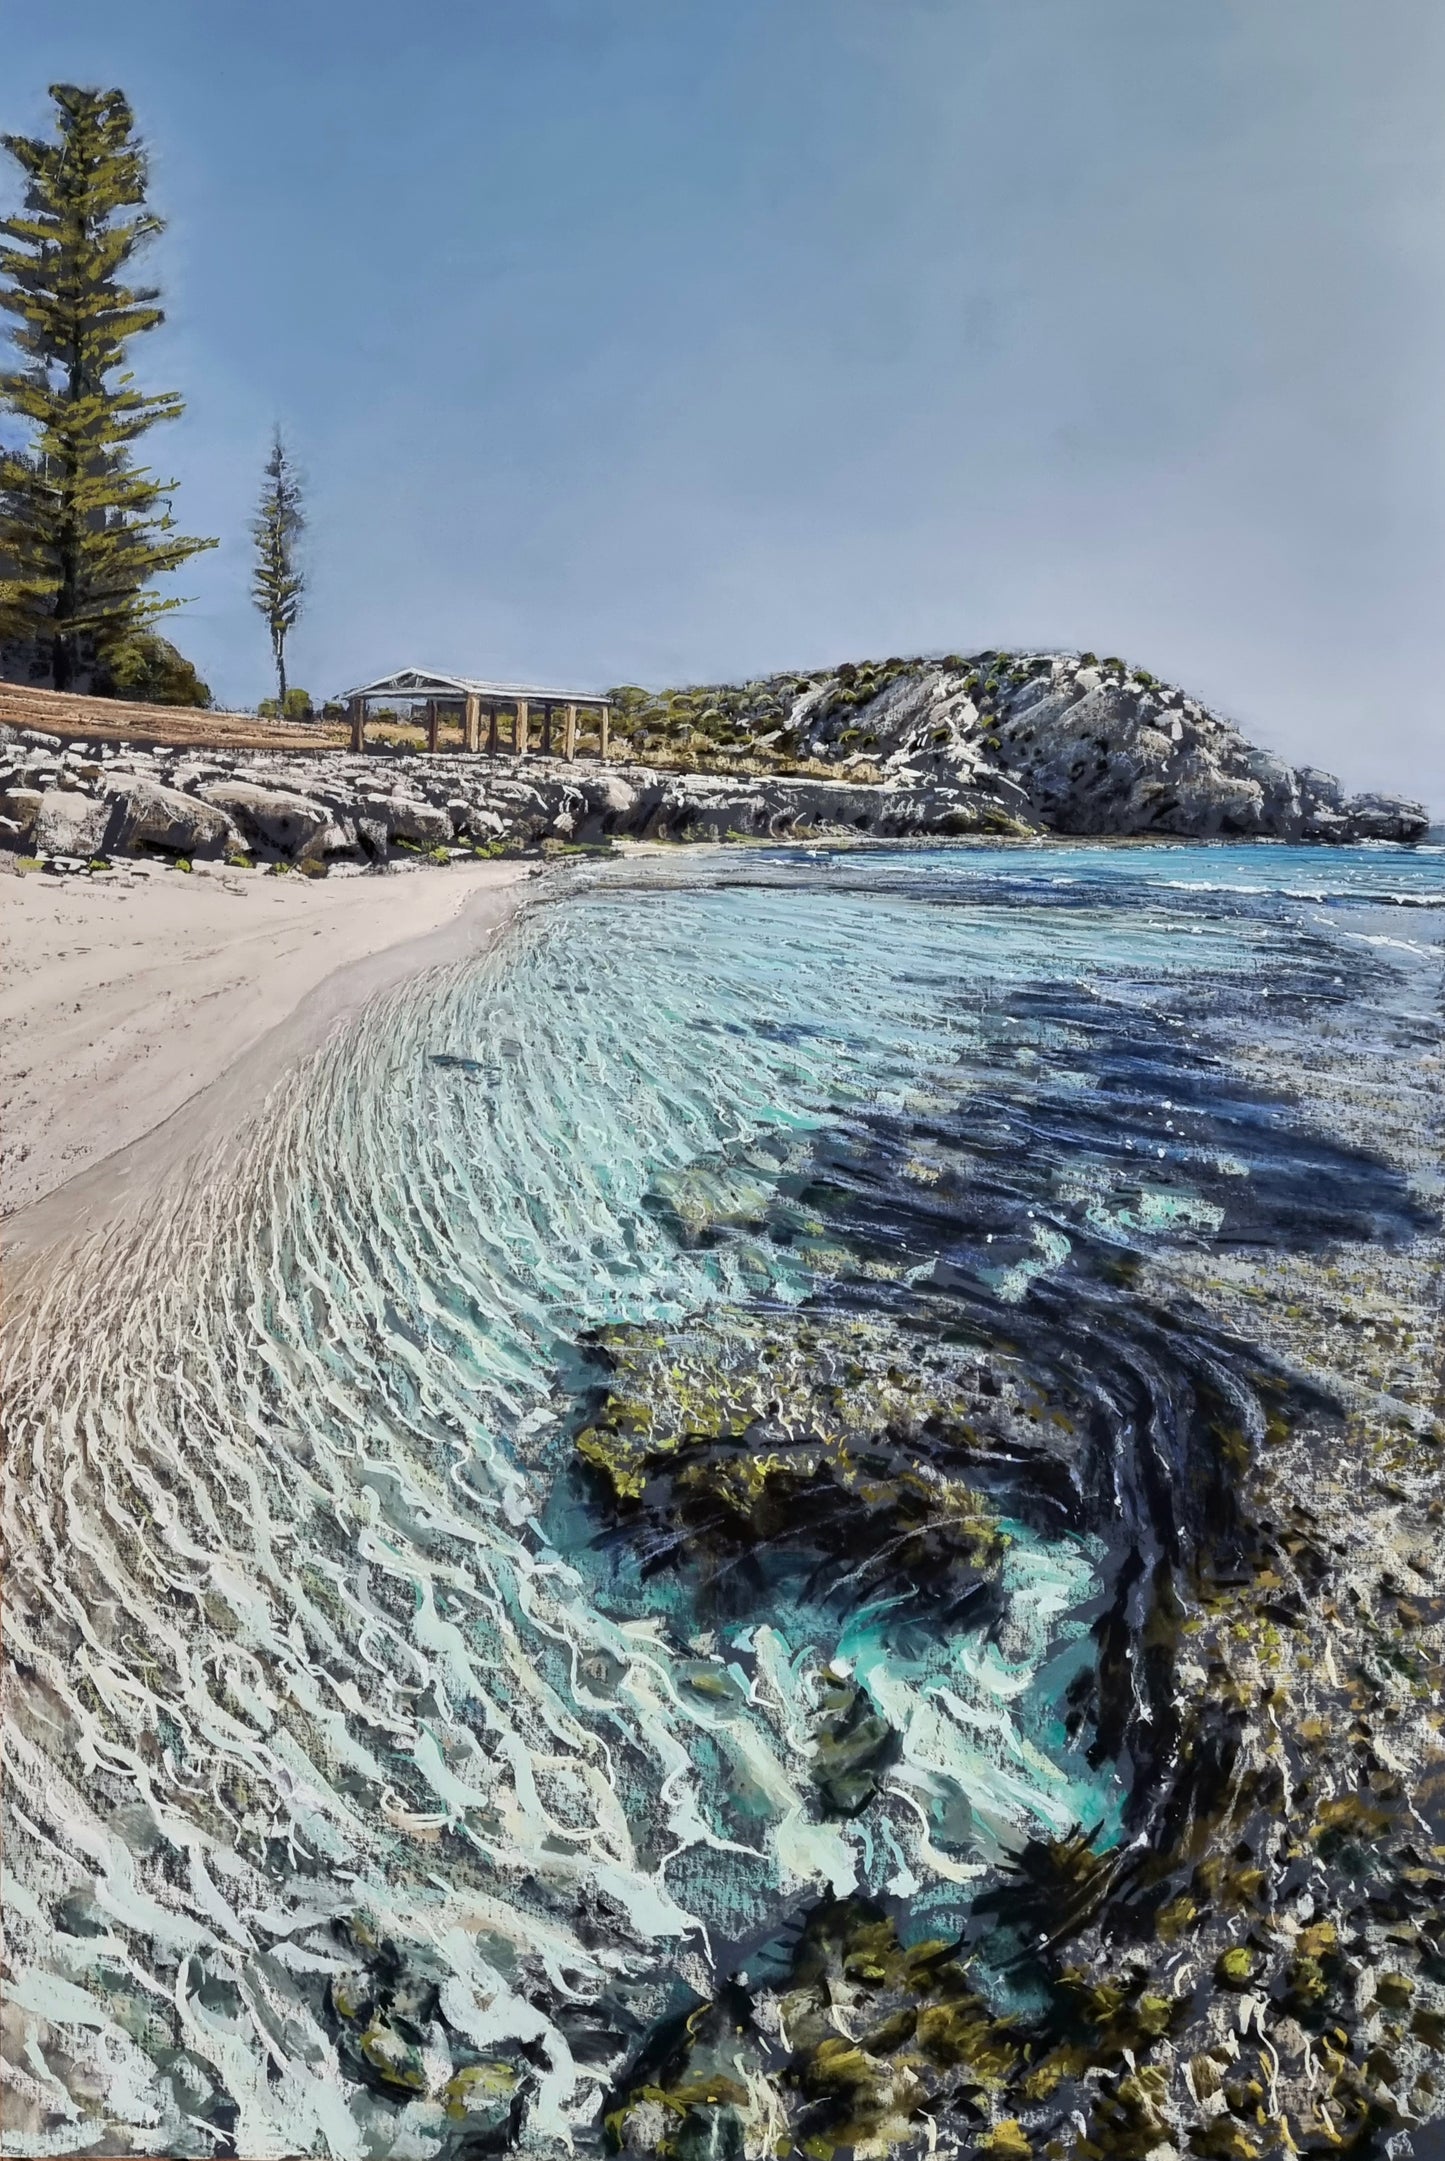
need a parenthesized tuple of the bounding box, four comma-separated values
(3, 839, 1443, 2156)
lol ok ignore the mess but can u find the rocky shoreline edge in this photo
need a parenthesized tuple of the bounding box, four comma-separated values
(0, 651, 1428, 870)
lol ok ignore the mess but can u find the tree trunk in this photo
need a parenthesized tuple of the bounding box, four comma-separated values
(276, 638, 287, 711)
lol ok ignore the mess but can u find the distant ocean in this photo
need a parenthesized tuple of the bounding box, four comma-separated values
(4, 839, 1443, 2157)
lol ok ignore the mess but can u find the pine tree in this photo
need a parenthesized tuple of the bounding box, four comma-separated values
(0, 84, 216, 691)
(250, 428, 305, 710)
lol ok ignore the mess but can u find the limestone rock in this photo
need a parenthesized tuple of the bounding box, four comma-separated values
(1341, 792, 1428, 844)
(2, 656, 1424, 856)
(106, 777, 237, 858)
(588, 774, 639, 820)
(384, 796, 451, 847)
(319, 815, 358, 854)
(1, 786, 41, 836)
(32, 789, 110, 858)
(196, 779, 330, 859)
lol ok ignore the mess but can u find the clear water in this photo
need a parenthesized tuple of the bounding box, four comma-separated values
(4, 839, 1443, 2156)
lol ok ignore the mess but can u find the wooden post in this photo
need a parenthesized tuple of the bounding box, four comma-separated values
(600, 704, 610, 760)
(541, 701, 554, 757)
(515, 699, 529, 756)
(487, 705, 498, 757)
(349, 696, 365, 754)
(465, 692, 481, 753)
(426, 699, 439, 755)
(564, 702, 577, 760)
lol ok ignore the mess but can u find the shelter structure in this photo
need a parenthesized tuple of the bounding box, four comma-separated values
(343, 668, 612, 760)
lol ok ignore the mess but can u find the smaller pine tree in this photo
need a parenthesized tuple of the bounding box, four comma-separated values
(251, 429, 305, 710)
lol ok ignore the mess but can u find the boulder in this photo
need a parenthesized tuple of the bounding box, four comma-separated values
(32, 789, 110, 858)
(385, 797, 452, 847)
(588, 774, 640, 819)
(320, 815, 358, 854)
(196, 780, 330, 859)
(1, 786, 42, 836)
(106, 777, 237, 857)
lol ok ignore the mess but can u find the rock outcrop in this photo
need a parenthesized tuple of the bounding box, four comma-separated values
(0, 648, 1428, 863)
(769, 651, 1428, 842)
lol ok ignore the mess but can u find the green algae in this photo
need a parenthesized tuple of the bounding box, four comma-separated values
(573, 1310, 1012, 1607)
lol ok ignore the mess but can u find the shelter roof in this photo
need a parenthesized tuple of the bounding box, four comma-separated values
(346, 666, 609, 707)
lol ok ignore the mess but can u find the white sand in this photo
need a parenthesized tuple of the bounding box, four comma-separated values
(0, 857, 531, 1246)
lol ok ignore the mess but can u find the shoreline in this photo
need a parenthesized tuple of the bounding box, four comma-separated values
(2, 829, 1432, 1267)
(0, 858, 534, 1274)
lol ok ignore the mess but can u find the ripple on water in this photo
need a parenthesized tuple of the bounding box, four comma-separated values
(3, 841, 1443, 2154)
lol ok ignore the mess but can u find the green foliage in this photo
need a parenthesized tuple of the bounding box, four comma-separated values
(0, 84, 216, 690)
(257, 686, 313, 721)
(251, 427, 305, 708)
(95, 629, 211, 706)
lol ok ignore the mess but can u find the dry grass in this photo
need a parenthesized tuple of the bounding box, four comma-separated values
(0, 680, 348, 752)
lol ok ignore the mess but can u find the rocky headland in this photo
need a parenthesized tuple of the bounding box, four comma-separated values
(0, 650, 1428, 868)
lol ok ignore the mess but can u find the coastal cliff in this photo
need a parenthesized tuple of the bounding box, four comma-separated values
(614, 649, 1429, 845)
(0, 650, 1428, 865)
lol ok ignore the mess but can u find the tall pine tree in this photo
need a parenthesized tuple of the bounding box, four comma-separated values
(251, 428, 305, 710)
(0, 84, 216, 691)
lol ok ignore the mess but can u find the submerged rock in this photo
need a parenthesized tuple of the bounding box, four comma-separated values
(573, 1310, 1014, 1618)
(587, 920, 1445, 2161)
(810, 1668, 897, 1816)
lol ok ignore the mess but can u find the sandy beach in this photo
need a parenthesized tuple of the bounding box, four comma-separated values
(0, 855, 531, 1250)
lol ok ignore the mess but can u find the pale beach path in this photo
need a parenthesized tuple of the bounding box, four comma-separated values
(0, 858, 532, 1254)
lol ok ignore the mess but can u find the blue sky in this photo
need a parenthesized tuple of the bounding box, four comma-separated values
(3, 0, 1443, 806)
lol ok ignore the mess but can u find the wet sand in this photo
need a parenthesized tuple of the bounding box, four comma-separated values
(0, 856, 532, 1259)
